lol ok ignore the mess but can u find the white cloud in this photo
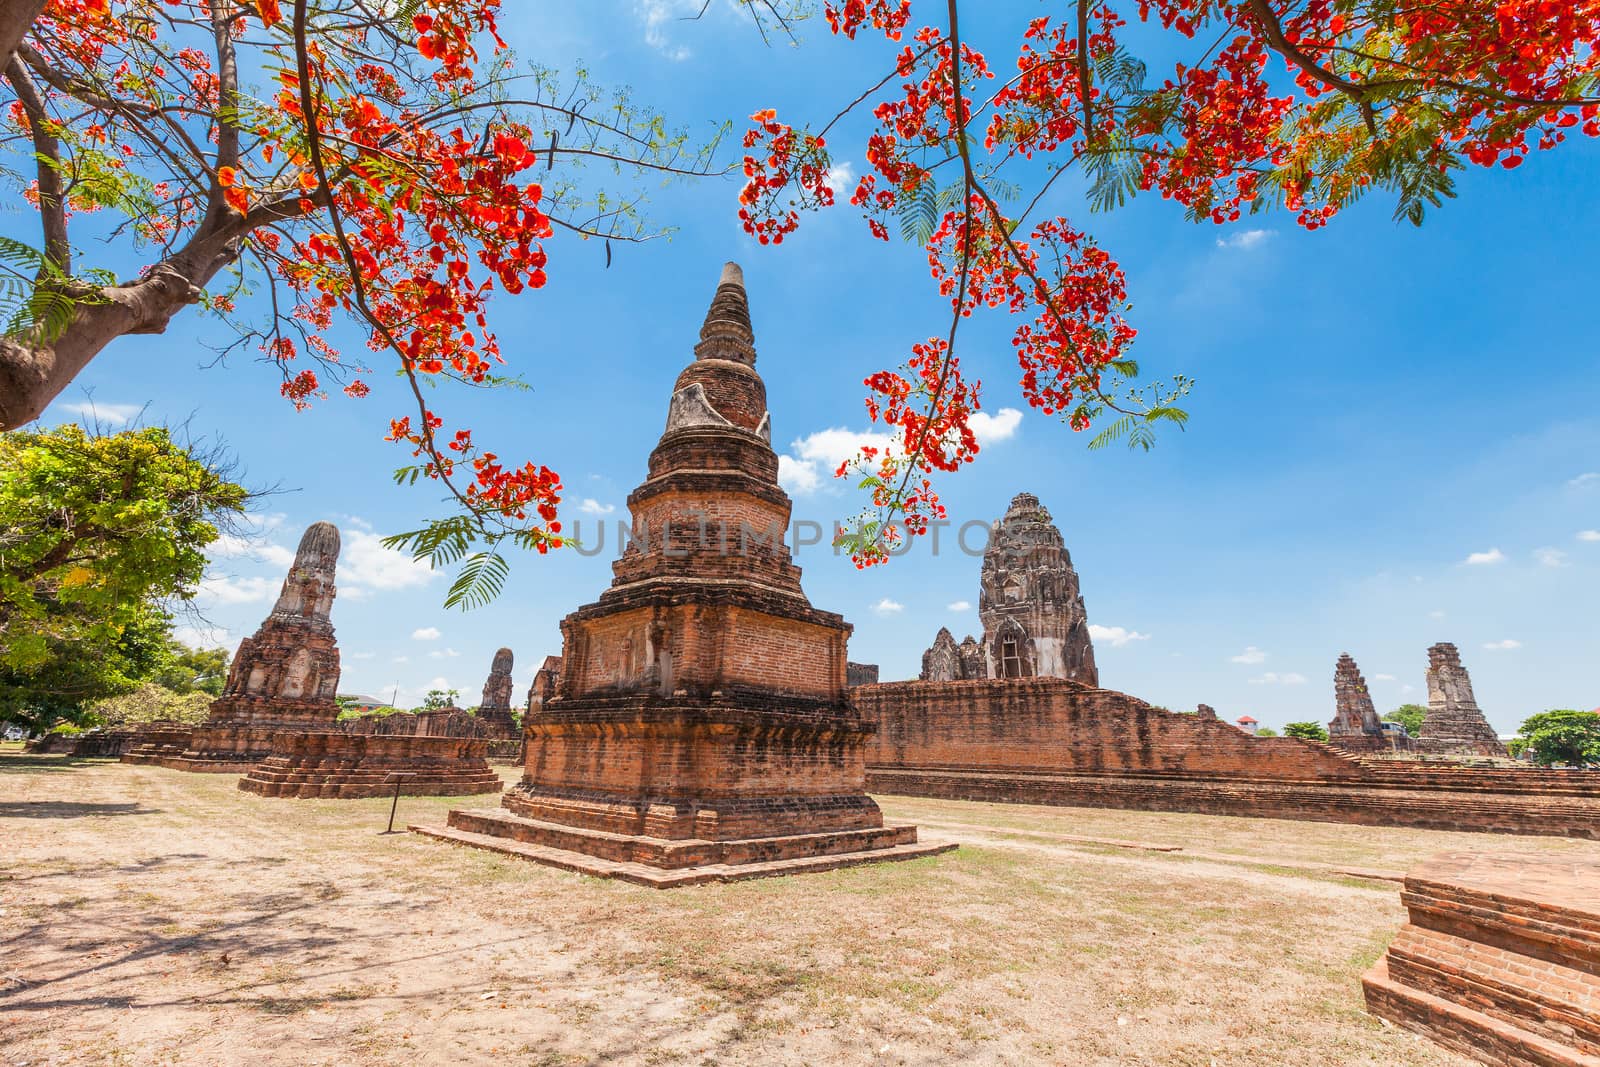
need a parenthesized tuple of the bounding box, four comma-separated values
(947, 600, 972, 612)
(172, 624, 231, 649)
(340, 530, 437, 592)
(777, 455, 822, 495)
(412, 626, 441, 641)
(1373, 673, 1397, 682)
(637, 0, 693, 60)
(578, 498, 616, 516)
(1215, 229, 1274, 251)
(1569, 472, 1599, 489)
(1579, 530, 1600, 543)
(1248, 671, 1307, 685)
(872, 598, 904, 615)
(1230, 646, 1267, 665)
(428, 647, 461, 659)
(1463, 548, 1506, 565)
(969, 408, 1023, 445)
(59, 400, 144, 425)
(824, 161, 854, 197)
(344, 515, 374, 531)
(210, 532, 296, 567)
(778, 426, 897, 497)
(1089, 624, 1150, 647)
(1535, 547, 1569, 568)
(1482, 639, 1522, 651)
(348, 651, 376, 661)
(1401, 684, 1416, 693)
(1429, 610, 1447, 619)
(197, 574, 277, 605)
(391, 655, 409, 664)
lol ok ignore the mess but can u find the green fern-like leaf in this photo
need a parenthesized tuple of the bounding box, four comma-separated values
(444, 551, 509, 611)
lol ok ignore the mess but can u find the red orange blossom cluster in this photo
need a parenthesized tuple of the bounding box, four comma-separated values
(19, 0, 573, 566)
(740, 0, 1600, 565)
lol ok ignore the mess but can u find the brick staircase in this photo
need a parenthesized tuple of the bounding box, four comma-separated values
(1363, 852, 1600, 1067)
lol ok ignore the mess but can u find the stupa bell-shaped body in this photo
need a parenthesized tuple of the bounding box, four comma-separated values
(422, 263, 948, 883)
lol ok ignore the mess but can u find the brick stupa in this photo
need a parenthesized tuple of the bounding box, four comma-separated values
(474, 647, 518, 737)
(144, 522, 346, 772)
(1324, 652, 1412, 755)
(1419, 642, 1508, 758)
(414, 262, 952, 885)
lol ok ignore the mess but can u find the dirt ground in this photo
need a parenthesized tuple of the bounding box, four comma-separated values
(6, 751, 1597, 1066)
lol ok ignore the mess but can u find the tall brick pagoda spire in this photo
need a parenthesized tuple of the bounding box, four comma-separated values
(1328, 653, 1384, 739)
(147, 522, 345, 772)
(474, 647, 517, 737)
(415, 262, 950, 884)
(1420, 643, 1508, 757)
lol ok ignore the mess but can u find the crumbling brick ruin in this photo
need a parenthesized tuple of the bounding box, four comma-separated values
(1364, 851, 1600, 1065)
(858, 678, 1600, 837)
(474, 647, 518, 737)
(413, 262, 951, 885)
(1418, 642, 1509, 758)
(1326, 653, 1413, 755)
(141, 522, 345, 772)
(918, 494, 1096, 684)
(526, 655, 561, 712)
(846, 662, 880, 687)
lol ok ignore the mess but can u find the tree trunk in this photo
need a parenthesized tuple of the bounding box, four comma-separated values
(0, 262, 214, 430)
(0, 0, 45, 71)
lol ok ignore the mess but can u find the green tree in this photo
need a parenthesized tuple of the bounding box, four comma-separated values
(1284, 722, 1329, 742)
(1384, 704, 1428, 737)
(1516, 710, 1600, 769)
(0, 423, 248, 731)
(149, 639, 230, 697)
(85, 682, 212, 729)
(414, 689, 461, 714)
(1255, 727, 1279, 738)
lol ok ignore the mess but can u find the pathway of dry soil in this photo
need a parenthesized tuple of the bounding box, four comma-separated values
(7, 753, 1595, 1066)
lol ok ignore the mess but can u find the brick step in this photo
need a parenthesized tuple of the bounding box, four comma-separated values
(1384, 927, 1600, 1054)
(1364, 959, 1600, 1067)
(239, 771, 502, 799)
(410, 821, 957, 888)
(445, 807, 922, 869)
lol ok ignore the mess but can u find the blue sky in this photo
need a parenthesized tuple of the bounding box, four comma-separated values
(15, 2, 1598, 729)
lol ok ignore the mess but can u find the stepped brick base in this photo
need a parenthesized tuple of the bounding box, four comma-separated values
(26, 730, 137, 757)
(865, 768, 1600, 839)
(238, 732, 503, 799)
(119, 727, 197, 766)
(412, 807, 954, 887)
(1363, 852, 1600, 1067)
(146, 723, 292, 773)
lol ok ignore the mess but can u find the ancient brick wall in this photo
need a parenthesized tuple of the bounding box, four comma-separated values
(859, 679, 1600, 837)
(859, 679, 1361, 780)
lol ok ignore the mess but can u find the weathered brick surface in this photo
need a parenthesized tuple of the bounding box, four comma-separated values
(473, 647, 519, 737)
(419, 263, 938, 882)
(239, 732, 502, 799)
(861, 679, 1600, 837)
(1420, 643, 1509, 758)
(1364, 852, 1600, 1066)
(160, 522, 345, 773)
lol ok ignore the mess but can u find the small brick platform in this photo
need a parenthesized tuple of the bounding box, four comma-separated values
(119, 725, 198, 765)
(412, 810, 953, 888)
(1363, 852, 1600, 1067)
(238, 732, 503, 799)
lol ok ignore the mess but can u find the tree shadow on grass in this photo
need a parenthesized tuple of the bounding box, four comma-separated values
(0, 754, 115, 775)
(0, 801, 157, 819)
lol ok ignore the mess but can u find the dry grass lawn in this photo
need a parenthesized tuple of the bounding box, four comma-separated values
(6, 749, 1597, 1066)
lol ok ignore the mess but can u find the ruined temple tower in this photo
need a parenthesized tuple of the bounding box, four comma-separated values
(474, 647, 517, 736)
(918, 494, 1097, 684)
(979, 493, 1097, 682)
(152, 522, 344, 771)
(1420, 642, 1508, 757)
(415, 263, 950, 884)
(1329, 653, 1385, 739)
